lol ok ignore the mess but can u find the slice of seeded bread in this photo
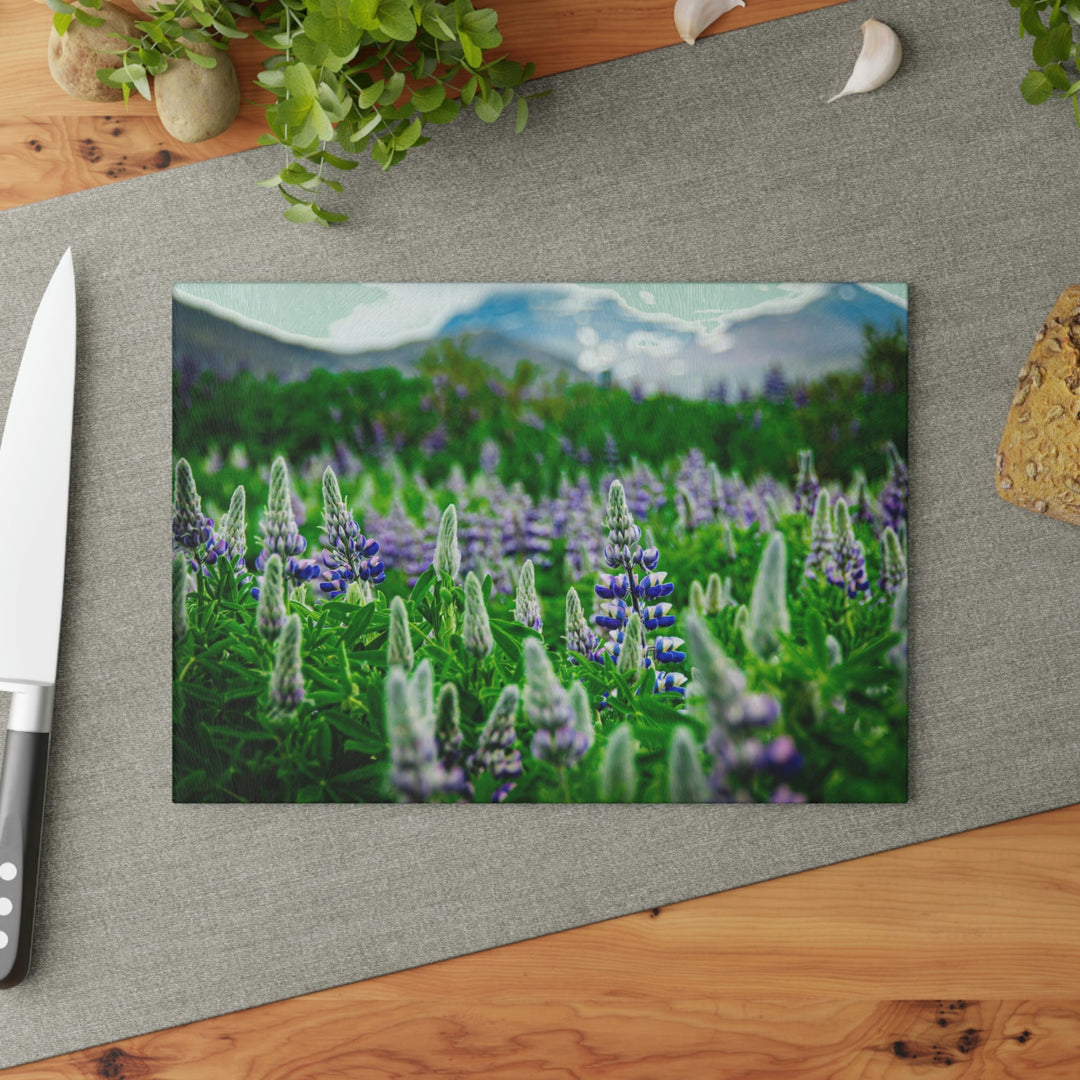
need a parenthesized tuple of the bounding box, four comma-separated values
(996, 286, 1080, 523)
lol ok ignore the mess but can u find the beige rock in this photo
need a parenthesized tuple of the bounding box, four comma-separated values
(153, 40, 239, 143)
(47, 2, 138, 102)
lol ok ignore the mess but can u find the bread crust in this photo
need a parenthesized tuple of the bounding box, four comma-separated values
(997, 286, 1080, 524)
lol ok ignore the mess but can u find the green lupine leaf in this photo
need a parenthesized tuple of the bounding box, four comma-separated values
(53, 11, 74, 33)
(514, 94, 528, 132)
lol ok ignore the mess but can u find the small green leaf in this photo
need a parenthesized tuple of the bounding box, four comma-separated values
(53, 11, 74, 33)
(394, 116, 422, 147)
(284, 61, 318, 98)
(423, 96, 460, 124)
(1033, 20, 1073, 62)
(473, 88, 502, 122)
(460, 73, 477, 104)
(257, 68, 286, 88)
(73, 8, 106, 26)
(45, 0, 74, 12)
(1044, 61, 1072, 89)
(379, 70, 405, 103)
(284, 202, 320, 223)
(377, 0, 416, 40)
(409, 82, 445, 112)
(458, 28, 481, 67)
(514, 94, 528, 133)
(349, 111, 383, 140)
(1021, 68, 1055, 103)
(184, 47, 218, 68)
(358, 78, 384, 107)
(212, 18, 247, 38)
(1020, 2, 1048, 35)
(313, 204, 349, 223)
(460, 7, 497, 34)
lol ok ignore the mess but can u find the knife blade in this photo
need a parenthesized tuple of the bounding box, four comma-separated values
(0, 249, 76, 988)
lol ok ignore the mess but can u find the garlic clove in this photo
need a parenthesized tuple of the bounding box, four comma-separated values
(828, 19, 902, 103)
(673, 0, 746, 46)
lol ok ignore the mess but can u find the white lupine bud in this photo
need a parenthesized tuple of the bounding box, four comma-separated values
(668, 726, 709, 803)
(744, 532, 790, 658)
(600, 723, 637, 802)
(434, 504, 461, 582)
(387, 595, 414, 670)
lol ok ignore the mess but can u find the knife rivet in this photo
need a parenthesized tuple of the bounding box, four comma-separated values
(0, 864, 15, 882)
(0, 898, 11, 916)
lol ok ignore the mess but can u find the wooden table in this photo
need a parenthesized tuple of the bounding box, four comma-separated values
(6, 0, 1080, 1074)
(1, 0, 849, 209)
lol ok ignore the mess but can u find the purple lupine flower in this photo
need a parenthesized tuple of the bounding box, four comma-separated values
(513, 559, 543, 632)
(825, 499, 870, 601)
(463, 571, 494, 659)
(523, 639, 590, 768)
(319, 466, 384, 599)
(479, 439, 501, 476)
(762, 367, 789, 404)
(491, 782, 516, 802)
(420, 424, 448, 455)
(849, 470, 877, 528)
(435, 683, 465, 773)
(757, 734, 803, 779)
(565, 588, 603, 664)
(256, 554, 286, 642)
(467, 685, 523, 782)
(172, 458, 228, 574)
(172, 554, 189, 643)
(804, 490, 834, 580)
(501, 495, 552, 568)
(769, 785, 807, 803)
(792, 386, 809, 409)
(604, 431, 620, 468)
(213, 496, 247, 562)
(878, 526, 907, 597)
(268, 614, 305, 722)
(256, 457, 320, 587)
(595, 480, 683, 696)
(368, 499, 430, 585)
(793, 450, 819, 516)
(880, 442, 908, 533)
(684, 614, 799, 803)
(385, 662, 467, 802)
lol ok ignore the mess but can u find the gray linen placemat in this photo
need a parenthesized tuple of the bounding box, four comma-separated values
(0, 0, 1078, 1065)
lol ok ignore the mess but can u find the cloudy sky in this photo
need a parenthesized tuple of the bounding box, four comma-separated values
(173, 282, 907, 355)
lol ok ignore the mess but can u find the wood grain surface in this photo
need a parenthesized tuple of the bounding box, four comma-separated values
(0, 0, 849, 210)
(4, 803, 1079, 1078)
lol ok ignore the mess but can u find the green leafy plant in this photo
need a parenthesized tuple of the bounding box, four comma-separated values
(1013, 0, 1080, 127)
(57, 0, 540, 224)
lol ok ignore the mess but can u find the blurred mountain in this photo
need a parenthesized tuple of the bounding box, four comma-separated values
(173, 301, 578, 384)
(174, 282, 906, 398)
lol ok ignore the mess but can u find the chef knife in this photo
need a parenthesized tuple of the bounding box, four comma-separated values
(0, 249, 76, 988)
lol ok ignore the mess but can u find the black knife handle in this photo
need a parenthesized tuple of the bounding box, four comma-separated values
(0, 730, 50, 988)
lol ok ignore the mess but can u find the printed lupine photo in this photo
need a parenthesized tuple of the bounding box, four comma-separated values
(172, 283, 909, 803)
